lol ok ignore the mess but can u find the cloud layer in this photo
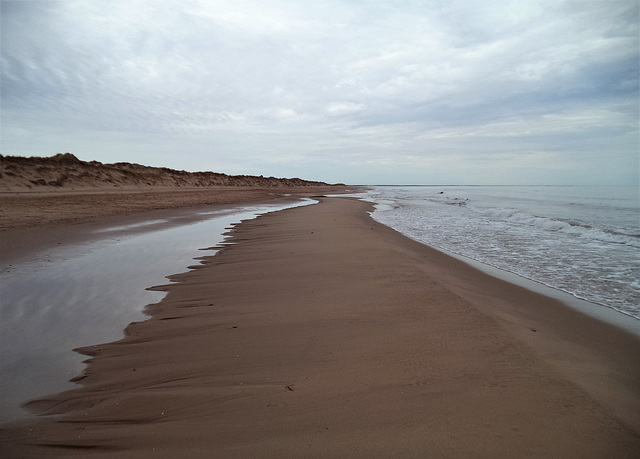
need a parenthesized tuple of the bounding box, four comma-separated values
(2, 0, 638, 184)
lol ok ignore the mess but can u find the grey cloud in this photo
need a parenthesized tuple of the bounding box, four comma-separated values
(1, 0, 637, 185)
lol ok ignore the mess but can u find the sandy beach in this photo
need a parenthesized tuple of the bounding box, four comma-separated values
(1, 197, 639, 457)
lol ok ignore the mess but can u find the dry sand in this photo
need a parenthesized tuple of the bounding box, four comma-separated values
(0, 187, 347, 265)
(0, 187, 347, 231)
(1, 197, 639, 458)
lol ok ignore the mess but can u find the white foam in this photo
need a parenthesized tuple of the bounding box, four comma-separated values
(368, 185, 640, 321)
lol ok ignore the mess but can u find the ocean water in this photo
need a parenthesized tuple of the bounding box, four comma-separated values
(365, 186, 639, 320)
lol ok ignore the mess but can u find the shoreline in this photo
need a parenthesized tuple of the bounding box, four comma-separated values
(417, 242, 640, 336)
(362, 185, 639, 323)
(360, 202, 640, 433)
(1, 197, 639, 456)
(347, 190, 640, 334)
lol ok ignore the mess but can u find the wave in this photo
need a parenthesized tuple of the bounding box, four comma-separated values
(474, 207, 640, 248)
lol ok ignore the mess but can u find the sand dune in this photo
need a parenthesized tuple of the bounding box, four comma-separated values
(0, 153, 337, 192)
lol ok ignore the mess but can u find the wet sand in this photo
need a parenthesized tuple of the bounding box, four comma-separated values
(1, 197, 639, 457)
(0, 200, 316, 424)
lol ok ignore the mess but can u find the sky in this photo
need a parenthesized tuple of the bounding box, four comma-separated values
(1, 0, 638, 185)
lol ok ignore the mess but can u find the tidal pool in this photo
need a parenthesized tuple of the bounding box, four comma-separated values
(0, 200, 314, 423)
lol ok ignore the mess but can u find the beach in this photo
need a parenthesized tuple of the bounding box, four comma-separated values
(1, 196, 639, 457)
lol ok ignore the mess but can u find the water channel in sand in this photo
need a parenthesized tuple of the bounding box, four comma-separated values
(0, 200, 315, 423)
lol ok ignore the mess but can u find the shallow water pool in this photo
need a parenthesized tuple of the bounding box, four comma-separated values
(0, 200, 314, 423)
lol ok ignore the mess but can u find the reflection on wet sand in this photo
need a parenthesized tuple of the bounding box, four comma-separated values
(0, 200, 314, 422)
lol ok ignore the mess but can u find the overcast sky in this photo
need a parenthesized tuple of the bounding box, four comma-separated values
(1, 0, 638, 185)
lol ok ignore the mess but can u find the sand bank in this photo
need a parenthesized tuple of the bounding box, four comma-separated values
(0, 186, 349, 231)
(1, 197, 639, 457)
(0, 186, 348, 265)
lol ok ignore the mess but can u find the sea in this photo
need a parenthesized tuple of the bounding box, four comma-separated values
(362, 185, 639, 320)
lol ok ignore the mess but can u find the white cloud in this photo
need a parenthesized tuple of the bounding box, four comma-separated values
(1, 0, 637, 184)
(326, 102, 366, 116)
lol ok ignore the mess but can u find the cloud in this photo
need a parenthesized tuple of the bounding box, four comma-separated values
(1, 0, 637, 184)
